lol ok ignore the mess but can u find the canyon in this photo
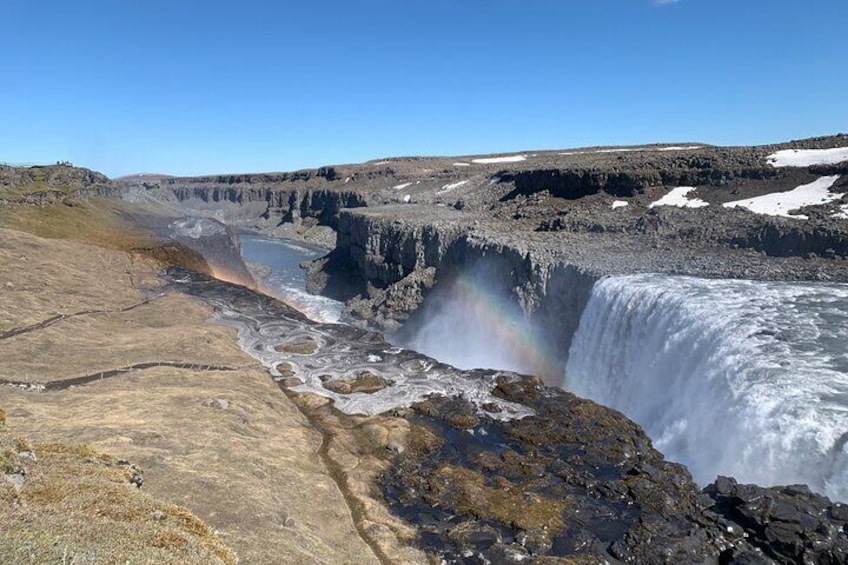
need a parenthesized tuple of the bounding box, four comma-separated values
(3, 134, 848, 563)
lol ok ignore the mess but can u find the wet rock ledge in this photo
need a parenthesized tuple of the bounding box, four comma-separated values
(167, 268, 848, 565)
(389, 380, 848, 564)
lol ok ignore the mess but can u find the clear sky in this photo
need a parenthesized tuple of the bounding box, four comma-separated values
(1, 1, 846, 178)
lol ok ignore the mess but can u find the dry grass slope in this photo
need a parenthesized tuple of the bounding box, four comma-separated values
(0, 413, 236, 564)
(0, 198, 211, 274)
(0, 200, 387, 563)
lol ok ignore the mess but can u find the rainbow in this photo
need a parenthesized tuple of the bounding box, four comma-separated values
(209, 263, 257, 290)
(450, 274, 563, 383)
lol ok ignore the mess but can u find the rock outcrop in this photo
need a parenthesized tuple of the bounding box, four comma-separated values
(386, 376, 848, 564)
(0, 163, 114, 203)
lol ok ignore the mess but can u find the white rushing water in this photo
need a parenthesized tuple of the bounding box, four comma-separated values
(239, 234, 344, 323)
(565, 274, 848, 500)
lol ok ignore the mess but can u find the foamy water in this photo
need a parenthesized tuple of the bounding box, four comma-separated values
(566, 274, 848, 500)
(239, 234, 344, 323)
(214, 307, 532, 420)
(170, 217, 227, 239)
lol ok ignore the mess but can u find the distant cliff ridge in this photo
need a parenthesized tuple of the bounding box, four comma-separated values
(0, 163, 114, 203)
(104, 135, 848, 338)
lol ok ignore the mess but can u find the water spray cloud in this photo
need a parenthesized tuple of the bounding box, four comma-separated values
(400, 266, 562, 383)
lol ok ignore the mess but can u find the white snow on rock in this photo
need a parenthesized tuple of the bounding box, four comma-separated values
(649, 187, 709, 209)
(392, 182, 412, 190)
(471, 155, 527, 164)
(723, 176, 842, 219)
(436, 180, 470, 194)
(611, 200, 629, 209)
(657, 145, 703, 152)
(833, 203, 848, 220)
(403, 194, 411, 203)
(454, 162, 471, 167)
(560, 146, 702, 156)
(766, 147, 848, 168)
(597, 148, 641, 154)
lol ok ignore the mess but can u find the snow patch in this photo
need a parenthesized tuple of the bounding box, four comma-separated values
(560, 145, 702, 156)
(403, 194, 411, 203)
(454, 162, 471, 167)
(723, 176, 842, 219)
(471, 155, 527, 164)
(436, 180, 470, 194)
(767, 147, 848, 168)
(393, 182, 412, 190)
(834, 203, 848, 220)
(611, 200, 629, 209)
(596, 148, 643, 154)
(649, 187, 709, 209)
(657, 145, 703, 151)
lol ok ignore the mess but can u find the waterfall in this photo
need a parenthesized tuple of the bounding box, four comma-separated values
(565, 274, 848, 500)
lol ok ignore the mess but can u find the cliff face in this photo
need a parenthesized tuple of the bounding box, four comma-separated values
(308, 186, 848, 368)
(535, 203, 848, 260)
(498, 158, 780, 200)
(115, 175, 369, 249)
(99, 137, 848, 381)
(166, 183, 368, 226)
(311, 207, 599, 359)
(727, 219, 848, 259)
(112, 134, 848, 354)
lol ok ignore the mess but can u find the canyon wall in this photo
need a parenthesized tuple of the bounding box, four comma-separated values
(152, 178, 369, 229)
(313, 207, 601, 359)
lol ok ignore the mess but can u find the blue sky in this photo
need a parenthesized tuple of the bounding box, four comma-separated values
(1, 1, 845, 177)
